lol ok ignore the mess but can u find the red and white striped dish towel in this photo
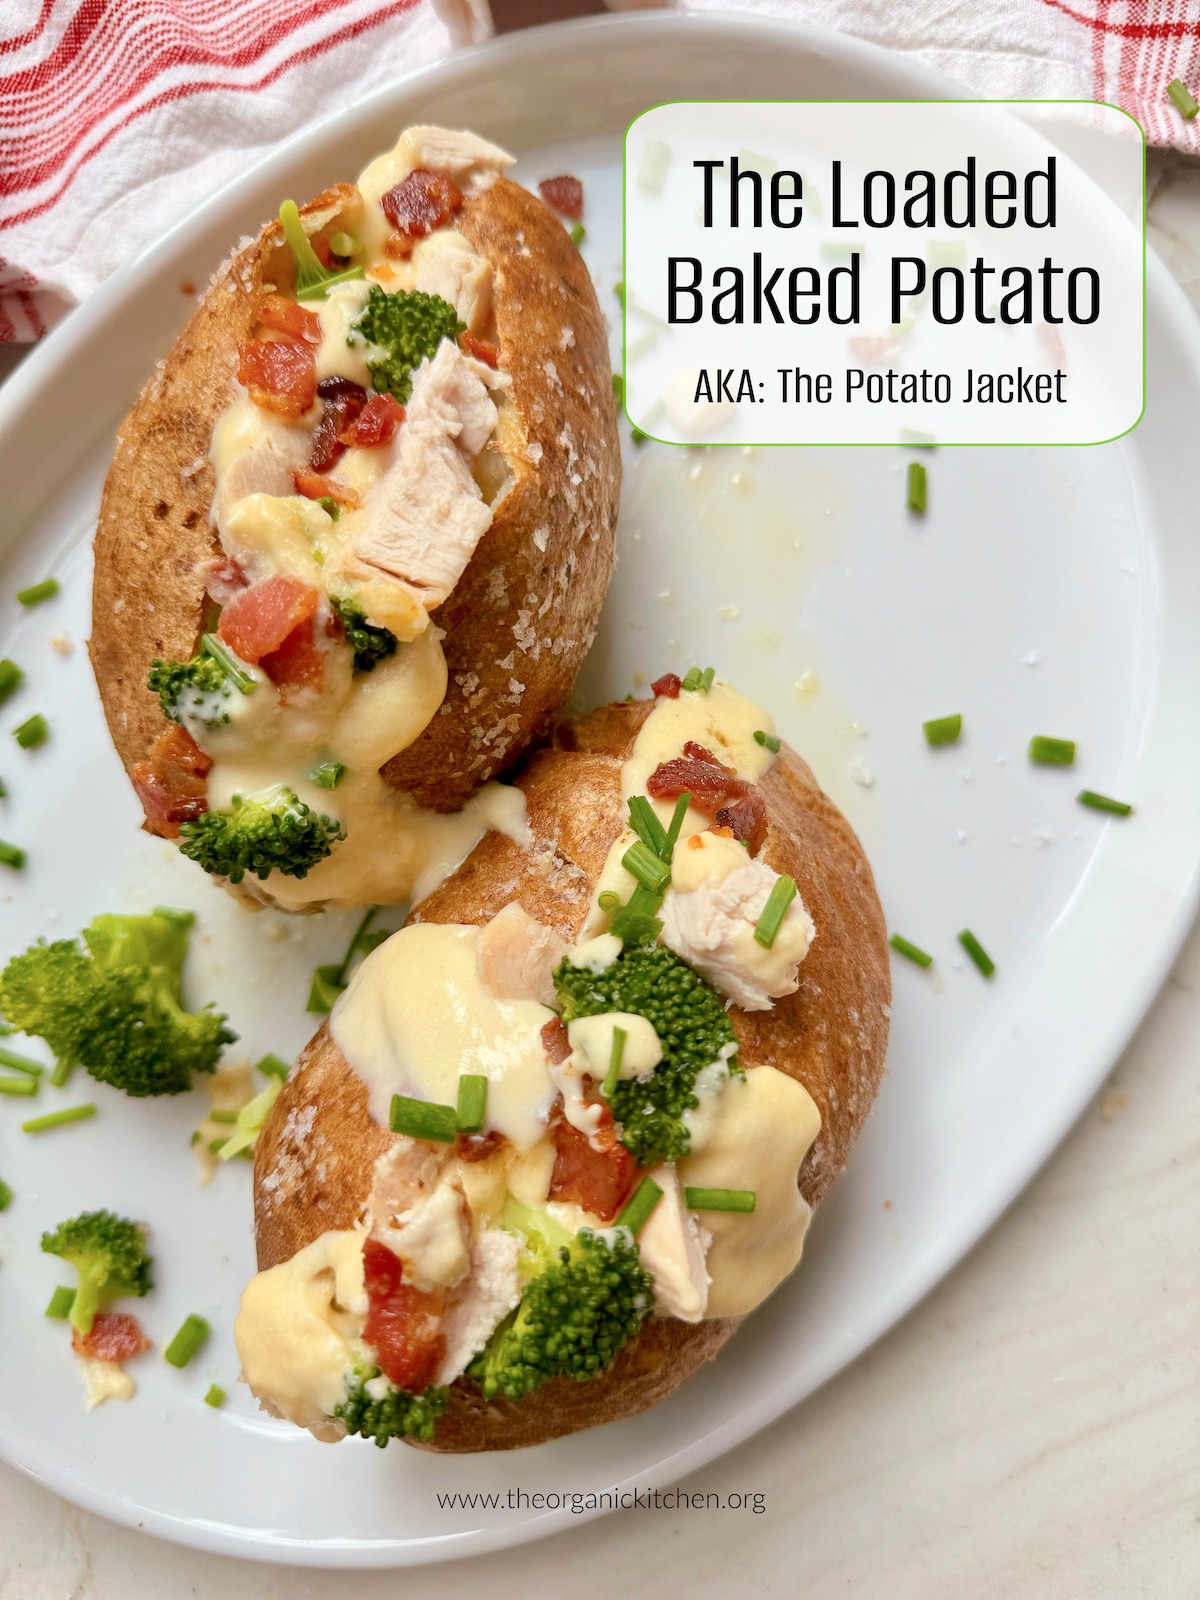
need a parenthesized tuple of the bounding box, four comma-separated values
(4, 0, 1200, 342)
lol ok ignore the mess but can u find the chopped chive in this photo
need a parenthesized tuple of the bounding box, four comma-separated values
(0, 840, 23, 869)
(680, 667, 702, 692)
(22, 1103, 95, 1132)
(753, 729, 781, 753)
(0, 1075, 38, 1096)
(1028, 735, 1075, 766)
(456, 1074, 488, 1134)
(569, 223, 586, 246)
(0, 1046, 42, 1077)
(662, 792, 692, 859)
(13, 714, 48, 749)
(754, 875, 797, 949)
(329, 231, 361, 258)
(204, 1383, 227, 1408)
(957, 929, 995, 977)
(684, 1186, 756, 1213)
(306, 963, 344, 1014)
(45, 1285, 76, 1318)
(700, 666, 715, 693)
(207, 1138, 226, 1156)
(923, 713, 962, 747)
(256, 1053, 291, 1080)
(1168, 77, 1199, 119)
(50, 1055, 74, 1088)
(622, 839, 671, 895)
(1077, 789, 1133, 817)
(0, 776, 6, 798)
(597, 889, 621, 911)
(627, 794, 668, 857)
(608, 904, 663, 944)
(311, 759, 345, 790)
(201, 633, 256, 694)
(316, 496, 341, 521)
(611, 373, 625, 403)
(0, 1177, 12, 1211)
(616, 1176, 663, 1236)
(601, 1026, 628, 1099)
(0, 660, 22, 704)
(389, 1093, 457, 1143)
(16, 578, 59, 607)
(907, 461, 927, 512)
(153, 905, 195, 927)
(208, 1109, 238, 1125)
(164, 1313, 211, 1369)
(889, 933, 933, 969)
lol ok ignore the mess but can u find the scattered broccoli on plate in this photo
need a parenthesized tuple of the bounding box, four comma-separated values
(468, 1201, 653, 1402)
(349, 285, 464, 403)
(330, 596, 397, 673)
(0, 910, 234, 1096)
(40, 1209, 152, 1336)
(178, 787, 343, 884)
(334, 1362, 449, 1446)
(553, 943, 739, 1165)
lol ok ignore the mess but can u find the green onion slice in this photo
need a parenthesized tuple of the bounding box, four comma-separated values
(0, 840, 25, 869)
(0, 1177, 12, 1211)
(627, 794, 668, 857)
(1076, 789, 1133, 817)
(622, 839, 671, 895)
(0, 659, 23, 704)
(13, 714, 48, 750)
(1168, 78, 1199, 119)
(256, 1053, 291, 1080)
(753, 729, 781, 753)
(204, 1384, 227, 1408)
(662, 791, 692, 859)
(16, 578, 59, 607)
(389, 1093, 457, 1143)
(311, 759, 346, 790)
(754, 875, 797, 949)
(906, 461, 927, 513)
(684, 1186, 756, 1213)
(616, 1177, 663, 1236)
(601, 1026, 628, 1099)
(1028, 735, 1075, 766)
(0, 1045, 43, 1077)
(22, 1103, 95, 1131)
(889, 934, 933, 969)
(923, 714, 962, 747)
(958, 929, 995, 977)
(0, 1075, 38, 1097)
(456, 1074, 488, 1135)
(164, 1313, 211, 1369)
(46, 1285, 76, 1319)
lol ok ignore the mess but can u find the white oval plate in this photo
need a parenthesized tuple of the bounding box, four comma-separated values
(1, 14, 1199, 1570)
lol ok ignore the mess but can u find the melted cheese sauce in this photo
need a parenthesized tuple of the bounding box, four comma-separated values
(79, 1357, 136, 1411)
(678, 1065, 820, 1318)
(330, 923, 557, 1147)
(235, 1228, 366, 1437)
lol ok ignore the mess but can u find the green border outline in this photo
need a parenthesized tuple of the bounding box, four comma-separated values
(620, 98, 1148, 449)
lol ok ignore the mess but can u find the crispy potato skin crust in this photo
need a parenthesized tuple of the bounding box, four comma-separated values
(90, 177, 619, 813)
(253, 700, 890, 1452)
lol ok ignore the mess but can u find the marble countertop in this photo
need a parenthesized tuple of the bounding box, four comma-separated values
(2, 151, 1198, 1600)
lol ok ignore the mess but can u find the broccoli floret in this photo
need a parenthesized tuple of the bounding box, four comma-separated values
(330, 596, 397, 673)
(553, 944, 739, 1166)
(334, 1363, 449, 1446)
(0, 911, 234, 1096)
(147, 654, 231, 727)
(41, 1209, 153, 1336)
(178, 787, 344, 884)
(350, 285, 464, 402)
(468, 1203, 653, 1402)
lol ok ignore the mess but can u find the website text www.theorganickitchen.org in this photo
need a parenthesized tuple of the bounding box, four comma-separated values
(435, 1486, 767, 1516)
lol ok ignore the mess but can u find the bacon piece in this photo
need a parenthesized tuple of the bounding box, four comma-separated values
(651, 672, 681, 699)
(257, 293, 321, 344)
(292, 470, 361, 509)
(132, 724, 212, 838)
(310, 375, 367, 473)
(340, 392, 406, 449)
(200, 554, 248, 606)
(237, 336, 317, 417)
(683, 740, 734, 771)
(362, 1237, 445, 1394)
(715, 791, 768, 855)
(455, 1129, 506, 1164)
(541, 1016, 571, 1065)
(647, 753, 748, 813)
(460, 333, 498, 368)
(217, 575, 319, 665)
(549, 1111, 637, 1222)
(381, 168, 463, 240)
(538, 174, 584, 219)
(259, 615, 324, 696)
(72, 1312, 151, 1363)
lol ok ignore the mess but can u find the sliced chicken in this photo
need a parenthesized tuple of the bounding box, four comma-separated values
(476, 904, 568, 1007)
(210, 402, 310, 535)
(636, 1165, 711, 1323)
(353, 341, 500, 607)
(435, 1227, 522, 1386)
(661, 832, 815, 1012)
(405, 126, 515, 183)
(414, 230, 494, 334)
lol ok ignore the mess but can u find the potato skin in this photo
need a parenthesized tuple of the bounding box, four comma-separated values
(90, 176, 619, 814)
(253, 700, 891, 1452)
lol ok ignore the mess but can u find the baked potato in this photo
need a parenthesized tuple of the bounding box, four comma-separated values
(90, 126, 619, 910)
(237, 674, 890, 1451)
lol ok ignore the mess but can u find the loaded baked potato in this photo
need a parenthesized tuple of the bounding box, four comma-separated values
(236, 673, 891, 1450)
(90, 126, 620, 910)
